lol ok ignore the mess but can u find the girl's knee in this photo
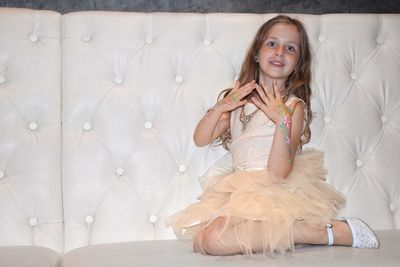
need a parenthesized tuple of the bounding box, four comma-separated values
(202, 219, 230, 256)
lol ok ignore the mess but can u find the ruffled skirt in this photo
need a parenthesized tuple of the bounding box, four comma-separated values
(165, 149, 345, 255)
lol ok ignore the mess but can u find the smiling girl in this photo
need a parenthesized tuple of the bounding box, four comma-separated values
(166, 15, 379, 256)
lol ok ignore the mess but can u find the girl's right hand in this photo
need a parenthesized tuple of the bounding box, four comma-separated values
(215, 80, 257, 113)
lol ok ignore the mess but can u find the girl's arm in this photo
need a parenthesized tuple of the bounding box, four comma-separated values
(194, 80, 257, 147)
(193, 104, 231, 147)
(267, 101, 304, 177)
(252, 80, 305, 178)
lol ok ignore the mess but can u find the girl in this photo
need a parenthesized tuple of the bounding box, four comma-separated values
(166, 15, 379, 256)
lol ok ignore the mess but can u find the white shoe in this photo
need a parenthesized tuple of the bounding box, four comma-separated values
(343, 217, 380, 249)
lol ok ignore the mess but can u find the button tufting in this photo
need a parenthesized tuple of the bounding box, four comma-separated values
(28, 122, 38, 131)
(30, 34, 38, 42)
(116, 167, 124, 176)
(0, 76, 5, 83)
(178, 164, 186, 173)
(148, 215, 158, 224)
(389, 203, 396, 212)
(0, 171, 4, 179)
(146, 38, 153, 44)
(356, 159, 363, 167)
(28, 217, 37, 226)
(85, 215, 94, 224)
(81, 35, 91, 42)
(377, 37, 384, 44)
(82, 122, 92, 131)
(175, 75, 183, 84)
(204, 39, 211, 46)
(324, 116, 331, 123)
(114, 76, 124, 84)
(318, 35, 326, 42)
(351, 73, 358, 80)
(381, 115, 388, 124)
(144, 121, 152, 129)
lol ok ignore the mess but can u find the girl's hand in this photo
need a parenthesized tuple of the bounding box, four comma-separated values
(215, 80, 257, 113)
(252, 80, 292, 124)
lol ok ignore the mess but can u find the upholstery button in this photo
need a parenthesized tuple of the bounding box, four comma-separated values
(0, 171, 4, 179)
(377, 37, 384, 44)
(204, 39, 211, 46)
(0, 76, 5, 83)
(81, 35, 91, 42)
(146, 38, 153, 44)
(85, 215, 94, 224)
(115, 76, 124, 84)
(178, 164, 186, 173)
(318, 35, 326, 42)
(30, 34, 38, 42)
(175, 75, 183, 84)
(381, 115, 388, 124)
(28, 217, 38, 226)
(116, 167, 124, 176)
(28, 122, 38, 131)
(148, 215, 158, 224)
(389, 203, 396, 212)
(356, 159, 363, 167)
(324, 116, 331, 123)
(83, 122, 92, 131)
(351, 73, 357, 80)
(144, 121, 152, 129)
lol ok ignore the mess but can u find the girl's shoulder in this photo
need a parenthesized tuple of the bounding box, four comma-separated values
(285, 95, 306, 114)
(285, 95, 305, 106)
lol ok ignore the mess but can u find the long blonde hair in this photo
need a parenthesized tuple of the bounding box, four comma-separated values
(216, 15, 313, 150)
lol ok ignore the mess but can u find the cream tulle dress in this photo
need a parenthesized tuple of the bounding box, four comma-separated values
(166, 96, 345, 255)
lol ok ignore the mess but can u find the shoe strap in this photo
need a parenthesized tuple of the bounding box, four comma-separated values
(326, 223, 334, 246)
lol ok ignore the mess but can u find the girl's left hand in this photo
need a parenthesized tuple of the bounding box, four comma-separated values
(252, 80, 292, 124)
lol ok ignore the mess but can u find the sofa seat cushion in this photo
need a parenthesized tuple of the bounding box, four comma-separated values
(62, 230, 400, 267)
(0, 245, 61, 267)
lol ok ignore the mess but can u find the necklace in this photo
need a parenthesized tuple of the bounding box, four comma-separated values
(239, 106, 258, 130)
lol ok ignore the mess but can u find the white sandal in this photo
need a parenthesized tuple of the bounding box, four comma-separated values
(343, 217, 380, 249)
(326, 218, 380, 248)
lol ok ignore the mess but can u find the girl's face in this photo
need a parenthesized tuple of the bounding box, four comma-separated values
(257, 23, 301, 82)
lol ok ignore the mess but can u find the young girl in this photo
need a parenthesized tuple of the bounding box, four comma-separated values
(166, 15, 379, 256)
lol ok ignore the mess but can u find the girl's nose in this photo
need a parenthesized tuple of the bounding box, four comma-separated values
(275, 46, 284, 57)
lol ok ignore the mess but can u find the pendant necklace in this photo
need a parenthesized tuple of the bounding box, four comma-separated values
(239, 106, 258, 130)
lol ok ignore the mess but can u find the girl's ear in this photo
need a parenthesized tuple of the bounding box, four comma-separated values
(255, 55, 259, 62)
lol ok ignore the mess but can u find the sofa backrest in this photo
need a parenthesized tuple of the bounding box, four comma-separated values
(1, 8, 399, 254)
(0, 8, 63, 252)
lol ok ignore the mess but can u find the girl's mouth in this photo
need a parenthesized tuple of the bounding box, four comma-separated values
(270, 60, 285, 67)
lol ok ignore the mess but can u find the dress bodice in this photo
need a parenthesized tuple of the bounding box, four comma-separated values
(230, 96, 303, 171)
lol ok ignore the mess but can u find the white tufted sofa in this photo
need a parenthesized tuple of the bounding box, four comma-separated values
(0, 7, 399, 267)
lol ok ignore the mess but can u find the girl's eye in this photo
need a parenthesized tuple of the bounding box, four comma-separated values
(287, 46, 296, 53)
(266, 41, 276, 47)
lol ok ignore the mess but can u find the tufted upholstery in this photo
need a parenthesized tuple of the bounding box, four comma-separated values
(0, 8, 399, 259)
(0, 8, 63, 253)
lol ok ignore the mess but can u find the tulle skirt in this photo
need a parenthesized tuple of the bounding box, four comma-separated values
(165, 149, 345, 255)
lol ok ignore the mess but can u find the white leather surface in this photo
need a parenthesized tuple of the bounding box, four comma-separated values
(0, 245, 61, 267)
(61, 12, 400, 253)
(0, 8, 63, 253)
(61, 230, 400, 267)
(0, 8, 399, 257)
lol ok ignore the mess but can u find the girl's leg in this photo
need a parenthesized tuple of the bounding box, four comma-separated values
(293, 219, 352, 246)
(194, 217, 260, 256)
(194, 217, 353, 256)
